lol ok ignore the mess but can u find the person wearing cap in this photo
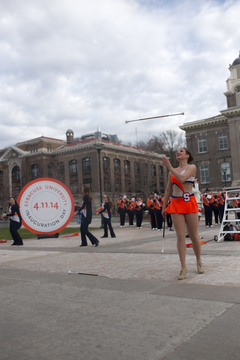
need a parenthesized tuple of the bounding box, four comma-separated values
(202, 188, 214, 227)
(132, 195, 144, 229)
(117, 194, 126, 227)
(125, 197, 135, 226)
(147, 192, 157, 230)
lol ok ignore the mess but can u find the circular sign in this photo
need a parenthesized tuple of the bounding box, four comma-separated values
(17, 178, 75, 235)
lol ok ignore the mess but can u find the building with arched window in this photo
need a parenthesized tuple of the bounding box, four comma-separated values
(0, 128, 167, 211)
(180, 53, 240, 191)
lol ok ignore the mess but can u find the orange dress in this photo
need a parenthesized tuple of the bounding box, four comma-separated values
(165, 174, 198, 214)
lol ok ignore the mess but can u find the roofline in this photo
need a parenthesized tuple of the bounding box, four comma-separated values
(179, 114, 227, 130)
(16, 136, 64, 146)
(54, 139, 165, 159)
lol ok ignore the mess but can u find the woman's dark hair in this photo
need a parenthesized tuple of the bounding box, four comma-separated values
(82, 184, 93, 201)
(9, 197, 19, 207)
(183, 147, 193, 164)
(104, 195, 114, 210)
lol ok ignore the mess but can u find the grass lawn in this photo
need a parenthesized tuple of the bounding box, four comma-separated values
(0, 226, 97, 240)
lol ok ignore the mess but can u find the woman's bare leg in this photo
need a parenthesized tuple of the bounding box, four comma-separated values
(185, 213, 201, 262)
(171, 213, 187, 269)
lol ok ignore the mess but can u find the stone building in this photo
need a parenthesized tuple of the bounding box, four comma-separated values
(0, 128, 167, 211)
(180, 53, 240, 192)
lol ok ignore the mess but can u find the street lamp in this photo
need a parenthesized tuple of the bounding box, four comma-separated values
(222, 167, 227, 188)
(95, 142, 103, 228)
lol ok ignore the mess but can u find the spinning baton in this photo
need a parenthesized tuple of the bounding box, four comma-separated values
(125, 112, 184, 124)
(161, 219, 166, 253)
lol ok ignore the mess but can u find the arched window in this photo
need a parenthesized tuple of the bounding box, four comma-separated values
(124, 160, 131, 192)
(134, 162, 141, 192)
(12, 166, 21, 199)
(69, 160, 78, 193)
(103, 157, 111, 192)
(12, 166, 21, 181)
(134, 162, 140, 175)
(151, 165, 156, 176)
(82, 157, 91, 188)
(114, 159, 121, 193)
(31, 164, 39, 179)
(69, 160, 78, 174)
(124, 160, 130, 174)
(103, 157, 110, 171)
(82, 157, 91, 172)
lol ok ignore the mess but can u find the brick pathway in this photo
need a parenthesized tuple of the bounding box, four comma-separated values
(1, 219, 240, 286)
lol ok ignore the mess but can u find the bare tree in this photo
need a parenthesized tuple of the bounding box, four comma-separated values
(136, 130, 186, 168)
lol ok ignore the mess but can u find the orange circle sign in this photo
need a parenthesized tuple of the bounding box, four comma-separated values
(17, 178, 75, 235)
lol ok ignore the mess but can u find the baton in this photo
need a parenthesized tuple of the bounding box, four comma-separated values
(125, 112, 184, 124)
(161, 219, 166, 253)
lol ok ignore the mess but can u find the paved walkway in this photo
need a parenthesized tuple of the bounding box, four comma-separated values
(1, 217, 240, 359)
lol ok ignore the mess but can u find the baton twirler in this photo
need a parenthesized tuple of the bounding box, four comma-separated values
(125, 112, 184, 124)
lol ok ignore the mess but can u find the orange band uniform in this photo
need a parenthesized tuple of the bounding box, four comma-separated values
(132, 200, 143, 212)
(202, 194, 214, 207)
(154, 198, 163, 210)
(117, 199, 126, 209)
(217, 192, 225, 205)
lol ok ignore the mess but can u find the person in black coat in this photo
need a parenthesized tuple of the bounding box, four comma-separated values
(1, 197, 23, 246)
(95, 195, 116, 238)
(74, 185, 99, 247)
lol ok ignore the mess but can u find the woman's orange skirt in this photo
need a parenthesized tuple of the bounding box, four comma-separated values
(165, 196, 198, 214)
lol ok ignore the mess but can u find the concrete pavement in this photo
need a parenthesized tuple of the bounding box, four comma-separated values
(1, 216, 240, 360)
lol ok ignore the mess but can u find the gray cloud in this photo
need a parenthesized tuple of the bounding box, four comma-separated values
(0, 0, 239, 148)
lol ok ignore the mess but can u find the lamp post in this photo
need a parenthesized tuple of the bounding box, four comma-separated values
(96, 142, 103, 228)
(222, 167, 227, 188)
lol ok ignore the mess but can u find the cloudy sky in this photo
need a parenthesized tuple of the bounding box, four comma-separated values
(1, 0, 240, 148)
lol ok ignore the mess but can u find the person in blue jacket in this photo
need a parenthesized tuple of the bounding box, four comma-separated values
(74, 185, 99, 247)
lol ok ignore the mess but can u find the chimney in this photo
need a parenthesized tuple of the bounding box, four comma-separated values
(66, 129, 74, 144)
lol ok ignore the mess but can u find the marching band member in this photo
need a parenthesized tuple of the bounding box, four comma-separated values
(125, 197, 135, 226)
(95, 195, 116, 238)
(133, 195, 144, 229)
(202, 188, 214, 227)
(217, 190, 226, 223)
(212, 194, 219, 225)
(166, 198, 173, 231)
(117, 194, 126, 227)
(147, 192, 157, 230)
(162, 147, 204, 280)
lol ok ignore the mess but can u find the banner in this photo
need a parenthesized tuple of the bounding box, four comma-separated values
(18, 178, 75, 235)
